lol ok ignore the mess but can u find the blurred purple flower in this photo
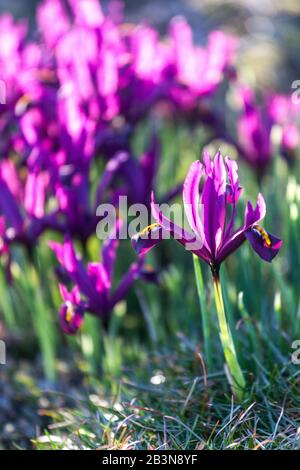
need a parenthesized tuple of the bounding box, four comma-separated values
(49, 220, 145, 333)
(237, 87, 273, 172)
(0, 158, 62, 256)
(132, 151, 282, 274)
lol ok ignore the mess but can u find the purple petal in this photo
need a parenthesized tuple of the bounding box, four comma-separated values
(245, 193, 266, 227)
(131, 223, 164, 256)
(59, 284, 81, 304)
(183, 160, 207, 243)
(201, 151, 227, 256)
(49, 239, 77, 273)
(223, 157, 243, 240)
(69, 0, 104, 28)
(24, 171, 47, 219)
(0, 180, 23, 232)
(225, 157, 242, 204)
(49, 239, 100, 306)
(217, 194, 270, 264)
(110, 260, 143, 309)
(245, 227, 282, 262)
(37, 0, 70, 48)
(140, 134, 160, 202)
(282, 124, 299, 152)
(95, 152, 129, 207)
(88, 262, 110, 293)
(0, 159, 22, 199)
(59, 301, 84, 335)
(117, 153, 145, 204)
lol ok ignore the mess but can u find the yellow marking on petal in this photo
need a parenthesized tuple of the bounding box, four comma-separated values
(65, 303, 74, 323)
(139, 223, 160, 237)
(254, 225, 272, 247)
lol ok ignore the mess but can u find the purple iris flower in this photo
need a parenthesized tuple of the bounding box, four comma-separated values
(49, 220, 146, 334)
(51, 151, 128, 245)
(132, 151, 282, 274)
(0, 158, 62, 257)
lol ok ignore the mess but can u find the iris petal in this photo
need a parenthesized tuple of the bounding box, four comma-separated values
(131, 223, 164, 256)
(183, 160, 207, 244)
(245, 226, 282, 262)
(59, 301, 84, 335)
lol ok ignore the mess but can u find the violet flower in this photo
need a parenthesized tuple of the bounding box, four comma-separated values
(132, 151, 282, 399)
(0, 158, 62, 257)
(133, 151, 282, 274)
(49, 220, 146, 334)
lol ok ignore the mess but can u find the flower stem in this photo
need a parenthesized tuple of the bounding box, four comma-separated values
(193, 255, 212, 370)
(212, 271, 246, 400)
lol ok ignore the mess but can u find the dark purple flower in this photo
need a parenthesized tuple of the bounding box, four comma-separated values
(132, 151, 282, 273)
(237, 87, 273, 171)
(49, 220, 146, 333)
(168, 18, 237, 110)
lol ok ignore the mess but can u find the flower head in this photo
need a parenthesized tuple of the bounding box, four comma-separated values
(132, 151, 282, 273)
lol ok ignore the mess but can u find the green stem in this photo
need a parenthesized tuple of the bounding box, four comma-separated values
(213, 271, 246, 401)
(193, 255, 212, 370)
